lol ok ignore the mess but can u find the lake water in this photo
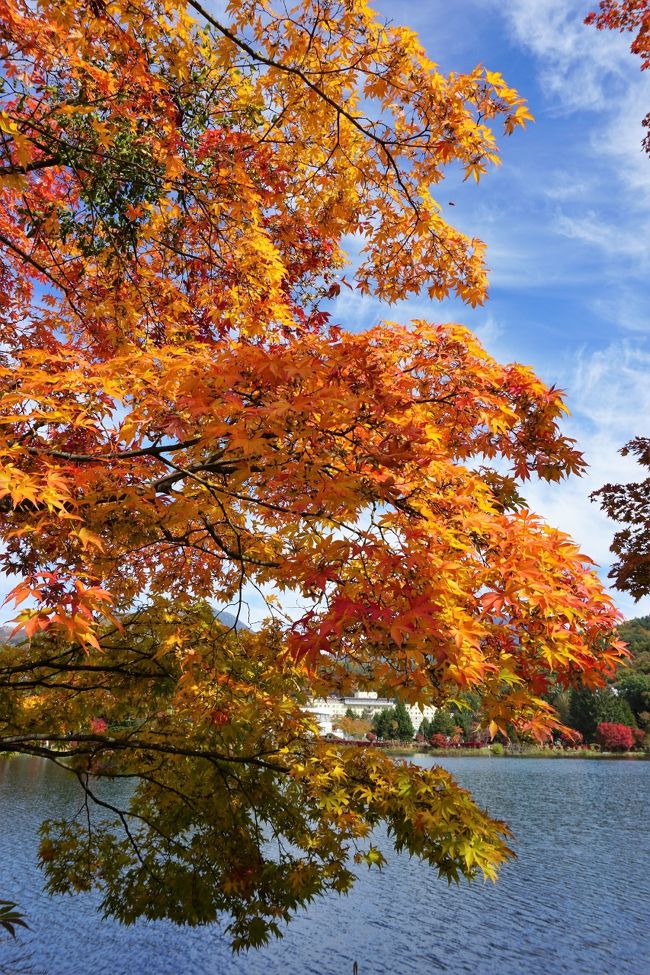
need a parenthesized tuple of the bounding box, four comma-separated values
(0, 755, 647, 975)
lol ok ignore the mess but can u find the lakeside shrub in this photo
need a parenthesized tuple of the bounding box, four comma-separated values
(429, 733, 448, 749)
(596, 722, 635, 752)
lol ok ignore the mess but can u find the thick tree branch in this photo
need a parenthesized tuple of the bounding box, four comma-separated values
(0, 734, 290, 772)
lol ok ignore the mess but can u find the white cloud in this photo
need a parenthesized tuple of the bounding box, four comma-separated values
(596, 77, 650, 206)
(521, 340, 650, 619)
(555, 209, 650, 266)
(544, 169, 599, 202)
(496, 1, 650, 210)
(589, 289, 650, 334)
(497, 0, 634, 112)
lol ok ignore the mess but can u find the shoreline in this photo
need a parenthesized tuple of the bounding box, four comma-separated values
(383, 746, 649, 760)
(2, 747, 648, 766)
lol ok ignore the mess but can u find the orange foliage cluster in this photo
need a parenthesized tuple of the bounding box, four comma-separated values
(0, 0, 624, 742)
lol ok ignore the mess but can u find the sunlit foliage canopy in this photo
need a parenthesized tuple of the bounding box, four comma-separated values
(0, 0, 625, 948)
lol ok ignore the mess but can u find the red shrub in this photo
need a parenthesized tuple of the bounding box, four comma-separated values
(596, 722, 635, 752)
(429, 733, 448, 749)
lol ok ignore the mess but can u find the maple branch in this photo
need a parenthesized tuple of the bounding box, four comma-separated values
(0, 230, 66, 290)
(74, 770, 163, 878)
(25, 437, 203, 463)
(0, 734, 289, 772)
(0, 654, 172, 679)
(186, 0, 422, 214)
(0, 155, 61, 176)
(0, 230, 83, 318)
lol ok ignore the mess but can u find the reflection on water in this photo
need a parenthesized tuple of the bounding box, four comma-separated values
(1, 755, 648, 975)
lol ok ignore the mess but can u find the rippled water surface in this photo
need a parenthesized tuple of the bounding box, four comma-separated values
(0, 755, 647, 975)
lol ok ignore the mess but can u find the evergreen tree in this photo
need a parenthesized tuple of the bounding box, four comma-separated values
(418, 718, 432, 739)
(430, 709, 457, 736)
(615, 672, 650, 722)
(569, 687, 637, 741)
(393, 701, 415, 741)
(448, 705, 470, 737)
(372, 709, 393, 739)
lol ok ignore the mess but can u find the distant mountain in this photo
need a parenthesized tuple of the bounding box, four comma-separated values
(216, 610, 249, 632)
(0, 609, 249, 646)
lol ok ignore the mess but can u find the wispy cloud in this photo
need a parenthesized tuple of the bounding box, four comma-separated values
(589, 289, 650, 334)
(522, 340, 650, 619)
(495, 0, 650, 209)
(555, 209, 650, 266)
(496, 0, 634, 112)
(596, 77, 650, 206)
(544, 169, 599, 202)
(366, 0, 650, 619)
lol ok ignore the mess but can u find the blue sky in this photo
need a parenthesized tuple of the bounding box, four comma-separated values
(330, 0, 650, 621)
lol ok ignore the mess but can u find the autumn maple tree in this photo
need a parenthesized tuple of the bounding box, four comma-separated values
(0, 0, 625, 948)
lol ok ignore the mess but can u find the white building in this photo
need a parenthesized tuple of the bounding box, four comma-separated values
(304, 691, 436, 737)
